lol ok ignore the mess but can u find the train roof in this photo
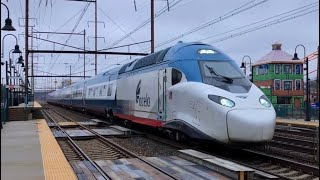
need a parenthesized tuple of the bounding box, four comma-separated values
(118, 41, 229, 74)
(48, 41, 231, 95)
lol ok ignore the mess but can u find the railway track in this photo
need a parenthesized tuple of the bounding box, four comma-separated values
(41, 106, 183, 179)
(147, 132, 319, 180)
(265, 125, 319, 164)
(43, 104, 319, 179)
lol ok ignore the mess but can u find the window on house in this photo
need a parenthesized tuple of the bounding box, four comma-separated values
(295, 80, 301, 90)
(277, 96, 292, 104)
(283, 80, 293, 90)
(275, 64, 281, 74)
(274, 80, 281, 90)
(295, 64, 302, 74)
(283, 65, 292, 74)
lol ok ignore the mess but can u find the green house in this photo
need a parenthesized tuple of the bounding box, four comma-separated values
(252, 42, 304, 109)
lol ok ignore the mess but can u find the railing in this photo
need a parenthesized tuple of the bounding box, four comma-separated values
(273, 104, 319, 120)
(1, 85, 8, 128)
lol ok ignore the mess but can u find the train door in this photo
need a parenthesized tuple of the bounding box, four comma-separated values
(158, 69, 167, 121)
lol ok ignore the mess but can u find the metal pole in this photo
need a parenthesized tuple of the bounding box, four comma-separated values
(94, 0, 97, 75)
(317, 46, 319, 103)
(70, 65, 72, 85)
(9, 57, 12, 106)
(25, 0, 29, 106)
(31, 27, 34, 96)
(306, 57, 310, 121)
(151, 0, 154, 53)
(84, 29, 86, 79)
(5, 61, 9, 123)
(13, 68, 16, 105)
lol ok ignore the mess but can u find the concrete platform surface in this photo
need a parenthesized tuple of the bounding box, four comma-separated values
(1, 120, 45, 180)
(276, 118, 319, 127)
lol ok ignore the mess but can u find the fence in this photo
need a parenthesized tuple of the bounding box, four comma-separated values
(1, 85, 8, 128)
(274, 104, 319, 120)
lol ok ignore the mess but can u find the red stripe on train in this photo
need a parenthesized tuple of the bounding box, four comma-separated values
(114, 113, 163, 127)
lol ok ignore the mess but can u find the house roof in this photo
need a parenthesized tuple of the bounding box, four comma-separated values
(253, 43, 304, 66)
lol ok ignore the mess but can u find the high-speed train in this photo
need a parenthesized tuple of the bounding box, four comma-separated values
(47, 41, 276, 144)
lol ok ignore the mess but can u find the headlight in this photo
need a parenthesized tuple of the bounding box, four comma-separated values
(259, 95, 271, 107)
(208, 95, 235, 108)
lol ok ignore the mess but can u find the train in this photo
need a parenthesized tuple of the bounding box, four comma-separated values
(47, 41, 276, 144)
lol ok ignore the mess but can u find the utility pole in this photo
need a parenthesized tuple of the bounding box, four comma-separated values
(25, 0, 29, 106)
(317, 46, 319, 103)
(84, 29, 86, 79)
(31, 27, 34, 95)
(69, 65, 72, 85)
(95, 0, 98, 75)
(151, 0, 154, 53)
(306, 57, 310, 121)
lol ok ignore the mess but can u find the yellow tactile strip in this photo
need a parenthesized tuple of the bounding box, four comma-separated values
(58, 122, 78, 126)
(37, 119, 77, 180)
(33, 101, 42, 108)
(276, 119, 319, 128)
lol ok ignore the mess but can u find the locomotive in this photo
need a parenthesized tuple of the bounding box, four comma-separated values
(47, 41, 276, 144)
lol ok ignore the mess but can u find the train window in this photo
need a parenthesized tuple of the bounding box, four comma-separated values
(107, 84, 113, 96)
(157, 47, 170, 62)
(172, 68, 182, 85)
(132, 48, 170, 70)
(119, 63, 130, 74)
(99, 86, 103, 96)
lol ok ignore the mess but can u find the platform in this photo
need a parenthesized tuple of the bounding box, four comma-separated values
(276, 118, 319, 128)
(9, 101, 42, 109)
(1, 119, 76, 180)
(8, 101, 43, 121)
(1, 120, 45, 180)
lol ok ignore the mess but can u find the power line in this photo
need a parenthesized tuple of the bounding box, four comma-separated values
(198, 2, 318, 42)
(98, 7, 145, 51)
(155, 0, 269, 49)
(47, 3, 91, 73)
(106, 0, 183, 49)
(207, 8, 318, 44)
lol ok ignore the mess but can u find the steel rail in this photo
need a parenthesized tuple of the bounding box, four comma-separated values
(41, 109, 111, 180)
(49, 107, 180, 180)
(46, 104, 319, 179)
(242, 149, 319, 176)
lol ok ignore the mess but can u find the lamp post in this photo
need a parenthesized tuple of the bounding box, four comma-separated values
(1, 34, 22, 58)
(10, 55, 24, 106)
(292, 44, 310, 121)
(240, 55, 252, 82)
(1, 3, 16, 31)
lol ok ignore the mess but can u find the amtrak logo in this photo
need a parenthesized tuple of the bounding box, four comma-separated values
(136, 80, 150, 107)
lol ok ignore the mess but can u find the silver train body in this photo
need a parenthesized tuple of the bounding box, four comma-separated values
(47, 42, 276, 144)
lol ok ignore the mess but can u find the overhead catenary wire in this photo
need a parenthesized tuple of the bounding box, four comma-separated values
(105, 0, 183, 49)
(207, 8, 318, 44)
(155, 0, 269, 49)
(98, 7, 146, 51)
(47, 2, 91, 73)
(198, 2, 318, 43)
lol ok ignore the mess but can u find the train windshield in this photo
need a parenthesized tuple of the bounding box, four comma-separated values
(199, 60, 252, 93)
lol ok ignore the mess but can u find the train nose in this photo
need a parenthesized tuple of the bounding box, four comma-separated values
(226, 109, 276, 142)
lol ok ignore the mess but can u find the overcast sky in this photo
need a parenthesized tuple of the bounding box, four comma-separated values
(1, 0, 319, 89)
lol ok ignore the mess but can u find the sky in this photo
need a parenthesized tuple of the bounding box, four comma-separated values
(1, 0, 319, 90)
